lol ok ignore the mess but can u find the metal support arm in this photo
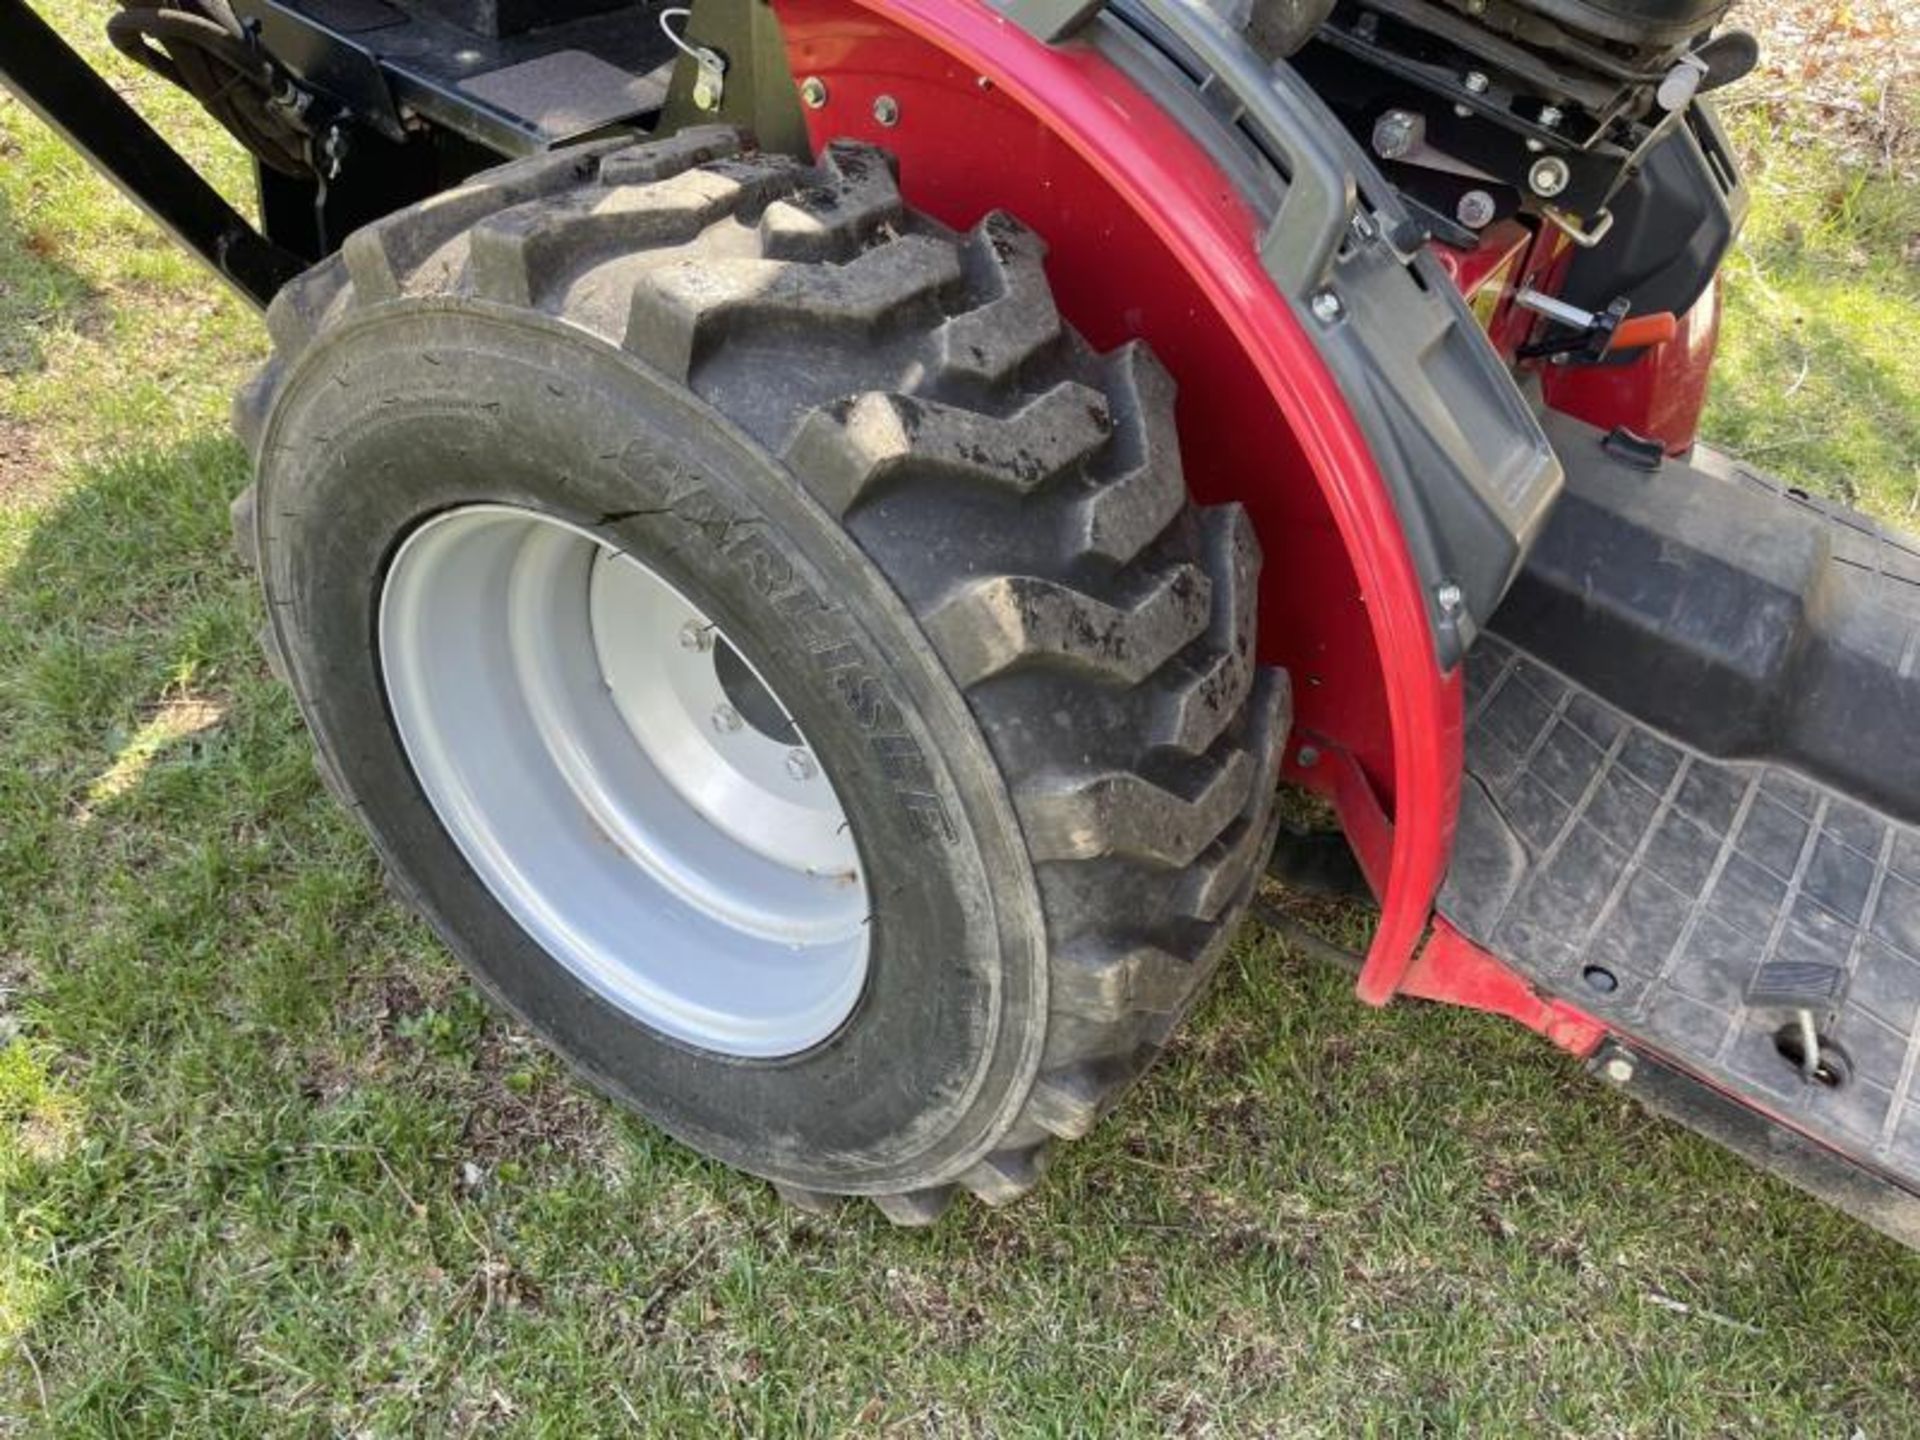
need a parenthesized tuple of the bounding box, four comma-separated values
(0, 0, 305, 310)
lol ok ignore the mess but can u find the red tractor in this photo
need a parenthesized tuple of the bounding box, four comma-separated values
(7, 0, 1916, 1245)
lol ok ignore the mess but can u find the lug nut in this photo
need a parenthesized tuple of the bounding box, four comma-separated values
(710, 703, 743, 735)
(785, 749, 818, 782)
(679, 621, 713, 652)
(799, 75, 828, 109)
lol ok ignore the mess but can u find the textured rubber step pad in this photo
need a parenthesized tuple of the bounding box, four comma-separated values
(1442, 634, 1920, 1187)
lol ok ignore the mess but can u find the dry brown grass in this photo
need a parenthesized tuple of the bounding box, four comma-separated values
(1730, 0, 1919, 174)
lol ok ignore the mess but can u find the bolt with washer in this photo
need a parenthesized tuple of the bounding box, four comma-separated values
(1309, 289, 1343, 324)
(785, 749, 818, 782)
(872, 94, 899, 126)
(710, 703, 743, 735)
(1603, 1055, 1636, 1084)
(799, 76, 828, 109)
(1528, 156, 1571, 197)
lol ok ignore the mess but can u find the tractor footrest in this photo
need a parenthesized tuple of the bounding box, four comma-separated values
(1440, 633, 1920, 1186)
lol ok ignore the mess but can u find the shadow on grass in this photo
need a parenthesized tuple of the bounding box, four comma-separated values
(2, 427, 1919, 1433)
(0, 182, 102, 382)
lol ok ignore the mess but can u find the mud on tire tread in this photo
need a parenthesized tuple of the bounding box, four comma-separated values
(233, 128, 1289, 1222)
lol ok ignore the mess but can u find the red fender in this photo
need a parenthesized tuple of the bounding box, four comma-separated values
(773, 0, 1461, 998)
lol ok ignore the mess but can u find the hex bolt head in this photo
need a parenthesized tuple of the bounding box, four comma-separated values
(678, 620, 713, 653)
(872, 94, 900, 127)
(1529, 156, 1571, 198)
(799, 75, 828, 109)
(1371, 109, 1420, 160)
(1309, 289, 1343, 324)
(692, 77, 720, 112)
(1456, 189, 1496, 229)
(785, 749, 818, 782)
(1604, 1055, 1636, 1084)
(710, 703, 743, 735)
(1463, 70, 1490, 94)
(1436, 582, 1465, 613)
(1538, 104, 1563, 129)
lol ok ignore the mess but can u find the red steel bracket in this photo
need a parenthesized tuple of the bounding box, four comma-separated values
(1401, 920, 1607, 1055)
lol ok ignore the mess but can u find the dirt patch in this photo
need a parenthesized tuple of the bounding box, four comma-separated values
(0, 417, 47, 503)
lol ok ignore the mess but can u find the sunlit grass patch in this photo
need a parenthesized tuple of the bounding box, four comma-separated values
(76, 694, 228, 822)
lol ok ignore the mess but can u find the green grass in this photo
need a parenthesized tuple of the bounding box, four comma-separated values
(4, 3, 1920, 1434)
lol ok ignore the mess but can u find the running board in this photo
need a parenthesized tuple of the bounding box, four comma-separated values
(1441, 414, 1920, 1232)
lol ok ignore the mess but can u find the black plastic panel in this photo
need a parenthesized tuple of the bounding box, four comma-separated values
(1560, 101, 1746, 323)
(1498, 412, 1920, 827)
(1083, 0, 1565, 666)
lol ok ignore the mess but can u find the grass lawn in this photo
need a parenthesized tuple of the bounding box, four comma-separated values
(3, 1, 1919, 1434)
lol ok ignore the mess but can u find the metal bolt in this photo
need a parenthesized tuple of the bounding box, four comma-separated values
(871, 94, 900, 127)
(799, 75, 828, 109)
(710, 703, 743, 735)
(678, 620, 713, 653)
(1537, 104, 1563, 130)
(1603, 1055, 1636, 1084)
(1296, 744, 1321, 769)
(1453, 103, 1473, 119)
(1456, 189, 1496, 229)
(1436, 582, 1465, 613)
(1309, 289, 1343, 324)
(1525, 137, 1546, 153)
(1528, 156, 1571, 198)
(1463, 70, 1490, 95)
(1372, 108, 1421, 161)
(692, 76, 721, 112)
(785, 749, 818, 782)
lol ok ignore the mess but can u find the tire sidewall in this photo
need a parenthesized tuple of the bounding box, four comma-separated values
(256, 300, 1049, 1191)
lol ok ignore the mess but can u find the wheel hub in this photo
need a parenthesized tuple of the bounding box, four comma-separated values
(378, 505, 869, 1058)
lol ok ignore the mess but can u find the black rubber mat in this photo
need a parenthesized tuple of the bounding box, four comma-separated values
(1441, 634, 1920, 1185)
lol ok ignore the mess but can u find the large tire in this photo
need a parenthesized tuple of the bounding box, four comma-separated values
(232, 127, 1290, 1222)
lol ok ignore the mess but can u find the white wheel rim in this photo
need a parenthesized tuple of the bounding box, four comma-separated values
(378, 505, 870, 1057)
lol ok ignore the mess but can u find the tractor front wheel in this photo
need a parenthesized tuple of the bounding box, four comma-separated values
(232, 127, 1289, 1221)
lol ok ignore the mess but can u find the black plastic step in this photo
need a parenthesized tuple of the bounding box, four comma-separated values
(1443, 418, 1920, 1203)
(1442, 634, 1920, 1189)
(1494, 412, 1920, 829)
